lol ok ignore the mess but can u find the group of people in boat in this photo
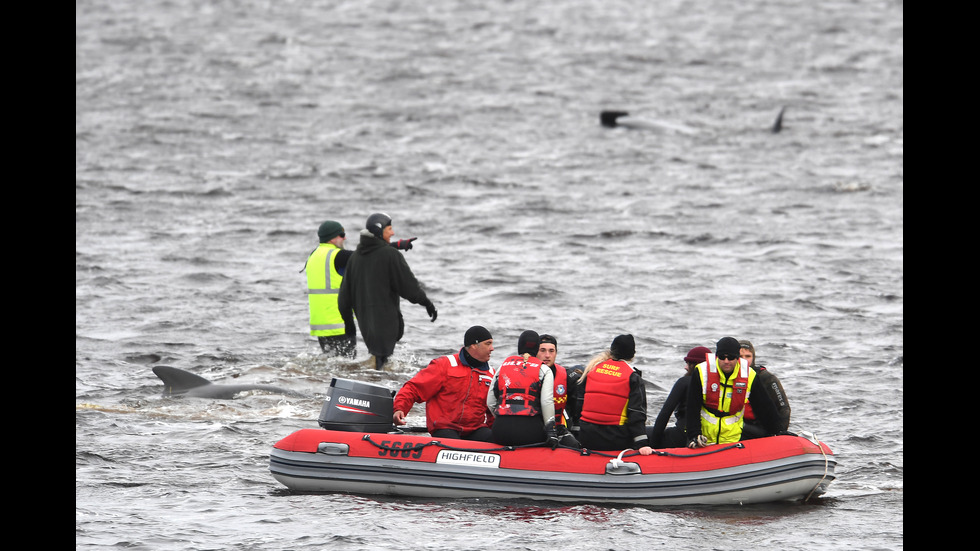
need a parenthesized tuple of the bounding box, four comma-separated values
(391, 326, 792, 452)
(304, 215, 791, 451)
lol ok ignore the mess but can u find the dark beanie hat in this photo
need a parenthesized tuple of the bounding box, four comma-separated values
(464, 326, 493, 346)
(539, 334, 558, 350)
(684, 346, 711, 364)
(317, 220, 344, 243)
(610, 334, 636, 360)
(366, 212, 392, 238)
(716, 336, 741, 358)
(517, 330, 540, 356)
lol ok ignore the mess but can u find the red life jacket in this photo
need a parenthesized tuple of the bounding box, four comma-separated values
(553, 364, 568, 426)
(495, 354, 544, 417)
(579, 359, 633, 426)
(702, 355, 751, 415)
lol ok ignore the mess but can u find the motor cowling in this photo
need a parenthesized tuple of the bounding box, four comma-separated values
(317, 378, 394, 433)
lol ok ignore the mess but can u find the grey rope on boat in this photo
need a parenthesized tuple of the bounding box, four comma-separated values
(801, 430, 831, 503)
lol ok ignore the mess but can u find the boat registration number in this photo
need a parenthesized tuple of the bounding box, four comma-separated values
(377, 440, 425, 459)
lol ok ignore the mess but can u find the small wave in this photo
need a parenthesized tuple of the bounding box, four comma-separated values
(123, 353, 163, 364)
(180, 272, 233, 283)
(829, 181, 873, 193)
(161, 254, 219, 265)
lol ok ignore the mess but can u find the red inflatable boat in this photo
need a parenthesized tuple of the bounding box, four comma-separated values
(268, 378, 836, 506)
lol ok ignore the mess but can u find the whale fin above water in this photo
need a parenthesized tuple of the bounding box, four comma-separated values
(600, 110, 631, 128)
(152, 365, 307, 399)
(599, 110, 699, 135)
(771, 106, 786, 133)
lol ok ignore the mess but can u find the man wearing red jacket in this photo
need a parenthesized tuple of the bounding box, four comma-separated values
(392, 326, 496, 442)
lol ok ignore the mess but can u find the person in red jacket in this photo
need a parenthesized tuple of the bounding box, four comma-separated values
(392, 326, 496, 442)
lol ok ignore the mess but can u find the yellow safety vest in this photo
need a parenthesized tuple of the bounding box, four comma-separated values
(696, 354, 757, 444)
(305, 243, 345, 337)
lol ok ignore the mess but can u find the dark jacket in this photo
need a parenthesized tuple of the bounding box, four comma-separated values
(649, 374, 690, 447)
(337, 230, 430, 358)
(744, 365, 791, 432)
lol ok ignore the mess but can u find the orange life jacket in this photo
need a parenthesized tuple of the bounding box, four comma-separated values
(579, 359, 633, 426)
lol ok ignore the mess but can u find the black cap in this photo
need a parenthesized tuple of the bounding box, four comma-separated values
(715, 336, 741, 359)
(517, 331, 540, 356)
(464, 326, 493, 346)
(610, 334, 635, 360)
(539, 334, 558, 351)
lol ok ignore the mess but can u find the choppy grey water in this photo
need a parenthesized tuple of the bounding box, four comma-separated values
(76, 0, 903, 549)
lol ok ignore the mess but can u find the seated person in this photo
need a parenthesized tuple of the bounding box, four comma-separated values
(738, 339, 792, 439)
(647, 346, 710, 448)
(685, 337, 781, 448)
(574, 334, 653, 455)
(487, 331, 557, 446)
(537, 334, 581, 448)
(392, 326, 496, 442)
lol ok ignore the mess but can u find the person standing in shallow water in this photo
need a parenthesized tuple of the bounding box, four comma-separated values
(337, 212, 437, 370)
(303, 220, 356, 358)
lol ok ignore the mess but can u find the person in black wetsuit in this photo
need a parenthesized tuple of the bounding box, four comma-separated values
(647, 346, 710, 448)
(738, 339, 792, 439)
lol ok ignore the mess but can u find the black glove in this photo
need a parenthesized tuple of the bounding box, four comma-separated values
(559, 429, 581, 449)
(544, 419, 560, 450)
(391, 237, 417, 251)
(421, 298, 437, 322)
(687, 435, 707, 449)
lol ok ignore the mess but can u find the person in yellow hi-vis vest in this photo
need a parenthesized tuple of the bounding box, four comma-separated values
(304, 220, 356, 357)
(685, 336, 782, 448)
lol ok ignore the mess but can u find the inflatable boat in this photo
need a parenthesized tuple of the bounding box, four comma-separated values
(269, 378, 836, 506)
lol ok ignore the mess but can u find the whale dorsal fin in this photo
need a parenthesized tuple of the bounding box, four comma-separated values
(152, 365, 212, 394)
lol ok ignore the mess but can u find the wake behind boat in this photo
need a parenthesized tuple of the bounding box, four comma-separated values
(269, 378, 836, 506)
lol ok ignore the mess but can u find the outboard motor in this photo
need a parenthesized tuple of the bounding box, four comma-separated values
(317, 378, 394, 433)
